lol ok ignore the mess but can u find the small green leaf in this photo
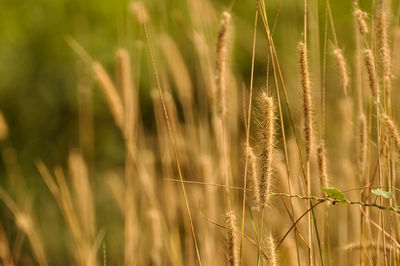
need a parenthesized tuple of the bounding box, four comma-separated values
(371, 189, 392, 199)
(321, 187, 348, 205)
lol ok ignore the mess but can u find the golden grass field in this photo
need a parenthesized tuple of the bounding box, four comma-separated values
(1, 0, 400, 265)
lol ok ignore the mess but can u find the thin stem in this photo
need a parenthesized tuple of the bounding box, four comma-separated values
(258, 207, 265, 266)
(257, 4, 303, 264)
(239, 8, 258, 265)
(142, 3, 202, 264)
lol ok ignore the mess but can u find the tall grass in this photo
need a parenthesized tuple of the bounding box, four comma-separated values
(1, 0, 400, 265)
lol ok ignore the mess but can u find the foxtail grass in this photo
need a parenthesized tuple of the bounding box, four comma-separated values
(258, 94, 275, 208)
(363, 49, 378, 101)
(299, 39, 314, 266)
(317, 142, 329, 189)
(355, 8, 368, 36)
(264, 234, 278, 266)
(299, 42, 313, 160)
(377, 7, 392, 104)
(333, 49, 349, 90)
(226, 210, 239, 266)
(382, 115, 400, 154)
(215, 12, 231, 118)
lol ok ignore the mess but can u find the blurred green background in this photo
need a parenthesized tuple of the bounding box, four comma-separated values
(0, 0, 361, 166)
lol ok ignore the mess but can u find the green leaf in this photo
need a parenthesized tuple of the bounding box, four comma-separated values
(371, 189, 392, 199)
(321, 188, 348, 205)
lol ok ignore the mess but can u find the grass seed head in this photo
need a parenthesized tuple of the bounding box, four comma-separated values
(333, 49, 349, 89)
(363, 49, 378, 101)
(355, 8, 369, 35)
(216, 11, 231, 118)
(299, 42, 313, 159)
(225, 210, 239, 266)
(258, 93, 275, 207)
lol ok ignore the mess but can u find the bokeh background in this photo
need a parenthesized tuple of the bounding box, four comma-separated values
(0, 0, 360, 164)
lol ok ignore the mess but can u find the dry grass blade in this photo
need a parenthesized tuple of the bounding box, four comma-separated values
(87, 229, 106, 266)
(343, 241, 398, 252)
(0, 223, 13, 266)
(0, 187, 47, 266)
(35, 161, 60, 198)
(105, 171, 125, 214)
(116, 48, 136, 142)
(149, 208, 162, 265)
(141, 1, 202, 264)
(160, 34, 193, 107)
(0, 112, 8, 142)
(239, 9, 258, 265)
(92, 62, 125, 130)
(37, 161, 95, 265)
(68, 150, 96, 241)
(0, 222, 14, 266)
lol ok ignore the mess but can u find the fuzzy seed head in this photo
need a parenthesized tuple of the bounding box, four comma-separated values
(363, 49, 378, 101)
(225, 211, 239, 266)
(130, 2, 148, 24)
(333, 49, 349, 89)
(258, 94, 275, 207)
(317, 142, 329, 189)
(382, 115, 400, 155)
(355, 9, 368, 35)
(359, 113, 368, 182)
(215, 11, 231, 118)
(377, 8, 392, 98)
(263, 234, 278, 266)
(299, 42, 313, 159)
(247, 146, 260, 208)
